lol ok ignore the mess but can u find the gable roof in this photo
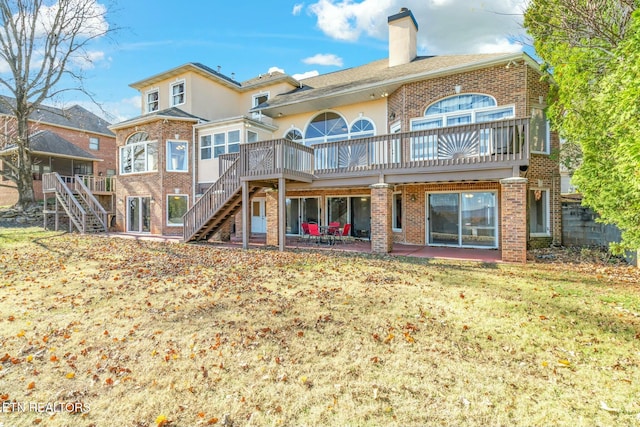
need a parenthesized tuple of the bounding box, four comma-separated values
(109, 107, 206, 131)
(0, 95, 113, 137)
(254, 52, 534, 117)
(0, 130, 99, 161)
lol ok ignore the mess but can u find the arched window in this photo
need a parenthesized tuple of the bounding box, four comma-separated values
(126, 131, 149, 144)
(412, 94, 514, 130)
(120, 131, 158, 174)
(284, 128, 303, 144)
(304, 112, 348, 145)
(350, 118, 375, 139)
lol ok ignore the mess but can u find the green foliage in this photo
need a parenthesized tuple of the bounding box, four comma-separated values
(524, 1, 640, 252)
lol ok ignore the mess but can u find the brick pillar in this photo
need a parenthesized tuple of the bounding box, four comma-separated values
(234, 212, 242, 240)
(500, 177, 528, 263)
(265, 189, 279, 247)
(370, 183, 393, 254)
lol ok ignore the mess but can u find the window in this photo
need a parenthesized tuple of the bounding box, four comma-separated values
(167, 194, 188, 226)
(252, 92, 269, 108)
(166, 141, 188, 172)
(120, 131, 158, 174)
(410, 94, 515, 160)
(146, 89, 159, 113)
(350, 118, 375, 139)
(213, 133, 225, 158)
(247, 130, 259, 143)
(305, 112, 348, 145)
(89, 137, 99, 150)
(529, 189, 550, 235)
(393, 193, 402, 231)
(284, 129, 303, 143)
(530, 108, 550, 153)
(200, 135, 212, 160)
(171, 81, 185, 106)
(228, 130, 240, 154)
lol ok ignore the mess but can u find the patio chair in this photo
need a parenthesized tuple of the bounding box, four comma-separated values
(300, 222, 310, 242)
(307, 223, 323, 244)
(335, 223, 351, 244)
(327, 221, 340, 236)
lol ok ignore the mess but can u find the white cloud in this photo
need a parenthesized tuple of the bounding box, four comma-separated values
(70, 50, 106, 70)
(292, 3, 304, 15)
(293, 70, 320, 80)
(306, 0, 527, 54)
(302, 53, 343, 67)
(268, 66, 286, 74)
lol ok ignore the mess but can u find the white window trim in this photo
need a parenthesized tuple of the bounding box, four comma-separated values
(89, 137, 99, 150)
(200, 135, 212, 160)
(349, 116, 376, 139)
(166, 194, 188, 227)
(145, 88, 159, 113)
(392, 191, 402, 232)
(531, 114, 551, 154)
(411, 104, 516, 130)
(252, 91, 270, 107)
(170, 80, 185, 107)
(529, 187, 551, 237)
(119, 140, 158, 175)
(166, 140, 189, 172)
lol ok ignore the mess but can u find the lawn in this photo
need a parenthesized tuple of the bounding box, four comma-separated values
(0, 227, 639, 427)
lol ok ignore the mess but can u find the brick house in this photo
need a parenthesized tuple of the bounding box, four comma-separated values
(109, 8, 560, 263)
(0, 97, 116, 206)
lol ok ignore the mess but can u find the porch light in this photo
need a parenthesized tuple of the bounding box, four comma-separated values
(454, 84, 462, 94)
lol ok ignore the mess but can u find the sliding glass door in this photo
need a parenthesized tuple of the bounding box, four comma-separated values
(427, 192, 497, 248)
(127, 196, 151, 233)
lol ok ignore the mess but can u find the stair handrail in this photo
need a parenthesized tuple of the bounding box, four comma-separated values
(183, 157, 241, 241)
(48, 172, 87, 233)
(74, 175, 108, 232)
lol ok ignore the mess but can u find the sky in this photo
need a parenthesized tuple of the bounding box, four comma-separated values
(55, 0, 531, 123)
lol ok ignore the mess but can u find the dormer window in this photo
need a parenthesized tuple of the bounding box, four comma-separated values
(171, 81, 185, 106)
(252, 92, 269, 108)
(146, 89, 159, 113)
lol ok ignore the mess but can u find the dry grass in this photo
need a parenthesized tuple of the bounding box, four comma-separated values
(0, 227, 639, 427)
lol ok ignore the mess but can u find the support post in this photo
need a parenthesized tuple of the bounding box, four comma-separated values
(369, 183, 393, 254)
(242, 180, 249, 249)
(278, 178, 286, 252)
(500, 177, 528, 263)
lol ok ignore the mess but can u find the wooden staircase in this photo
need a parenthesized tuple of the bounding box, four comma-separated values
(42, 173, 109, 233)
(183, 157, 259, 242)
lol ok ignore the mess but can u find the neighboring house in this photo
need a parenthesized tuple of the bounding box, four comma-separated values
(109, 8, 560, 263)
(0, 97, 116, 206)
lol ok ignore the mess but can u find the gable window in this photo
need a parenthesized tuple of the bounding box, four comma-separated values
(89, 137, 99, 150)
(120, 131, 158, 174)
(171, 81, 185, 106)
(304, 112, 348, 145)
(167, 194, 188, 226)
(530, 108, 550, 153)
(166, 141, 188, 172)
(529, 188, 550, 236)
(146, 89, 159, 113)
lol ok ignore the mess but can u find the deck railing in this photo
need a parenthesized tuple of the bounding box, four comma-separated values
(239, 139, 314, 181)
(74, 175, 108, 231)
(183, 157, 241, 242)
(76, 175, 116, 193)
(313, 118, 529, 175)
(44, 173, 87, 233)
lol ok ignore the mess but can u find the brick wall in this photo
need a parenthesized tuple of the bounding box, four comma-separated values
(113, 119, 195, 236)
(500, 177, 528, 263)
(370, 183, 393, 253)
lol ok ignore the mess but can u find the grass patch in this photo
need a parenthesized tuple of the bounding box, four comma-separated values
(0, 229, 639, 426)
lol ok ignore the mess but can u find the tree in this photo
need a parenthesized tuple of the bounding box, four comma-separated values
(524, 0, 640, 252)
(0, 0, 113, 209)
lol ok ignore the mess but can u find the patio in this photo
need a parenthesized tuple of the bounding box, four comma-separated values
(106, 232, 502, 262)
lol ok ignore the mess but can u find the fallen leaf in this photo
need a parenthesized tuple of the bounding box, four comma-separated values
(156, 414, 170, 427)
(65, 372, 75, 379)
(600, 401, 619, 413)
(27, 381, 35, 390)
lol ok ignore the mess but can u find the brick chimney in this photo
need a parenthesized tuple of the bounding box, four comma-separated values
(388, 7, 418, 67)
